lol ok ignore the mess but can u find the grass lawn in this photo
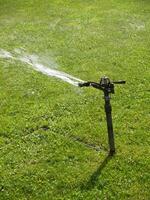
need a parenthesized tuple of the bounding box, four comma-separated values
(0, 0, 150, 199)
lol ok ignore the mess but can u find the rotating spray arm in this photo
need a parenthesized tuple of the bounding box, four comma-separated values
(79, 77, 126, 94)
(112, 80, 126, 84)
(78, 81, 101, 89)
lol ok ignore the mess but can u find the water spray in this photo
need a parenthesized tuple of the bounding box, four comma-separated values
(79, 76, 126, 155)
(0, 49, 126, 155)
(0, 49, 83, 86)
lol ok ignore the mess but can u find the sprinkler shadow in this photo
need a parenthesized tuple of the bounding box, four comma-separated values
(82, 154, 113, 190)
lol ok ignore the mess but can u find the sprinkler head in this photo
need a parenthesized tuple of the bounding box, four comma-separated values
(78, 77, 126, 94)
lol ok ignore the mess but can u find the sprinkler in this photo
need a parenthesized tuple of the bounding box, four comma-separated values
(79, 76, 126, 156)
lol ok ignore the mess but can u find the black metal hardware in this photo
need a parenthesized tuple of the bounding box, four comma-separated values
(79, 76, 126, 155)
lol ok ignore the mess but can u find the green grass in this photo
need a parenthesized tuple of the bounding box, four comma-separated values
(0, 0, 150, 199)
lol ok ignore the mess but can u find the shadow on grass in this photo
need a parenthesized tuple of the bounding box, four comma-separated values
(81, 154, 113, 190)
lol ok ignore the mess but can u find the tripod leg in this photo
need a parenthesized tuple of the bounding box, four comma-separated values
(105, 100, 115, 155)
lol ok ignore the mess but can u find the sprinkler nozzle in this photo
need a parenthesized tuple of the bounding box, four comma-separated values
(78, 82, 91, 87)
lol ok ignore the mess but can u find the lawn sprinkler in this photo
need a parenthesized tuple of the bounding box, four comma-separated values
(79, 76, 126, 156)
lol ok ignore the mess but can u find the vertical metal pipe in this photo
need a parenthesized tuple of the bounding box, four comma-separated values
(104, 92, 115, 155)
